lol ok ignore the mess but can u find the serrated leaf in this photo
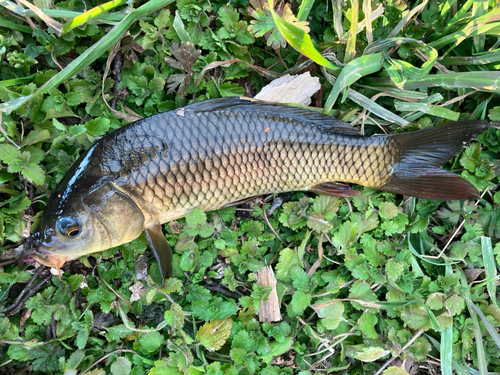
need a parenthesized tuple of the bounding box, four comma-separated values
(290, 291, 311, 315)
(358, 313, 378, 339)
(186, 208, 206, 227)
(164, 303, 184, 330)
(307, 211, 333, 233)
(139, 331, 164, 354)
(379, 202, 399, 220)
(0, 144, 20, 164)
(20, 129, 51, 147)
(383, 366, 410, 375)
(110, 357, 132, 375)
(162, 277, 183, 294)
(445, 294, 464, 316)
(351, 346, 389, 362)
(197, 317, 233, 352)
(313, 195, 340, 220)
(22, 164, 45, 185)
(275, 248, 300, 282)
(85, 117, 111, 136)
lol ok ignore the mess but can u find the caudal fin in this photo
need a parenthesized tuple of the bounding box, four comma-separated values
(380, 121, 489, 199)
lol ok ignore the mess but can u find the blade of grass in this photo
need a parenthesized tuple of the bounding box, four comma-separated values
(480, 236, 497, 306)
(60, 0, 128, 35)
(296, 0, 314, 22)
(0, 0, 175, 114)
(403, 93, 445, 122)
(362, 71, 500, 92)
(407, 233, 460, 266)
(268, 0, 341, 74)
(15, 0, 63, 36)
(440, 0, 458, 17)
(362, 0, 373, 44)
(344, 0, 358, 64)
(323, 53, 382, 113)
(444, 0, 474, 31)
(0, 0, 25, 15)
(0, 74, 36, 87)
(394, 101, 460, 121)
(460, 270, 488, 375)
(0, 16, 32, 33)
(466, 298, 500, 350)
(320, 66, 408, 125)
(332, 0, 343, 39)
(438, 50, 500, 65)
(0, 0, 125, 21)
(343, 87, 409, 126)
(440, 265, 453, 375)
(341, 3, 384, 40)
(388, 0, 428, 38)
(430, 8, 500, 51)
(472, 0, 488, 52)
(173, 11, 190, 43)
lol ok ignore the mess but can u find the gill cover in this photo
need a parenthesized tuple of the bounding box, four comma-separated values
(83, 182, 145, 247)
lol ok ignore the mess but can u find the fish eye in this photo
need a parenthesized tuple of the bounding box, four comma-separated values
(56, 217, 81, 237)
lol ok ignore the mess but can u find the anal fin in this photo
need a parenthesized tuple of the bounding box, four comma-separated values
(309, 182, 361, 197)
(145, 224, 172, 286)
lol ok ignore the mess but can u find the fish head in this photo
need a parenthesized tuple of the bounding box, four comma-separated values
(25, 181, 145, 273)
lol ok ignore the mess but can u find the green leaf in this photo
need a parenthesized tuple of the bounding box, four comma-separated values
(315, 301, 345, 331)
(7, 345, 29, 361)
(85, 117, 111, 136)
(111, 357, 132, 375)
(358, 313, 378, 339)
(0, 144, 20, 164)
(332, 221, 359, 252)
(312, 195, 340, 220)
(268, 1, 340, 73)
(22, 163, 45, 185)
(348, 346, 390, 362)
(289, 291, 311, 315)
(139, 331, 164, 354)
(382, 367, 410, 375)
(20, 129, 51, 147)
(186, 208, 206, 227)
(197, 317, 233, 352)
(379, 202, 399, 220)
(307, 211, 333, 233)
(275, 248, 300, 282)
(324, 53, 383, 112)
(164, 303, 184, 330)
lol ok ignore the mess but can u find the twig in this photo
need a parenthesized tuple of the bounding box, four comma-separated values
(0, 259, 18, 267)
(79, 349, 139, 375)
(307, 233, 324, 277)
(421, 188, 489, 259)
(261, 200, 285, 244)
(4, 266, 46, 314)
(203, 277, 243, 299)
(98, 271, 137, 315)
(373, 329, 425, 375)
(304, 332, 357, 357)
(13, 365, 33, 375)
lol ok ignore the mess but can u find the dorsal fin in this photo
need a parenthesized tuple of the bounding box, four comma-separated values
(187, 97, 360, 136)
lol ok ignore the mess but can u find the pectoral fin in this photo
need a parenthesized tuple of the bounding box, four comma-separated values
(309, 182, 361, 197)
(145, 224, 172, 286)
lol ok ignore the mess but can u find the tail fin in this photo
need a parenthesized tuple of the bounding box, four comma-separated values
(380, 121, 489, 200)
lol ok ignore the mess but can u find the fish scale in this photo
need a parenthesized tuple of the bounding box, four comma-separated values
(100, 104, 394, 228)
(26, 97, 488, 283)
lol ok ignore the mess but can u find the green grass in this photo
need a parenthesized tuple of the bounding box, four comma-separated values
(0, 0, 500, 374)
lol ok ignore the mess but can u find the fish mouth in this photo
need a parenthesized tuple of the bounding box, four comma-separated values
(21, 235, 69, 274)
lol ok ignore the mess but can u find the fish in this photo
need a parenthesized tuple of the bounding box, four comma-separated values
(23, 97, 489, 283)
